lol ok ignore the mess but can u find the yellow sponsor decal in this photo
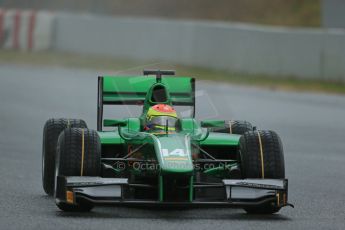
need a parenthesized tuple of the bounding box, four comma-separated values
(150, 132, 175, 135)
(164, 157, 188, 161)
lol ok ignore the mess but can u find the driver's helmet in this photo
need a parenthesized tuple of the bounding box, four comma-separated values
(146, 104, 179, 132)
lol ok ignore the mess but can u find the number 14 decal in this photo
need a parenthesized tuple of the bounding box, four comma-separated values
(162, 148, 186, 157)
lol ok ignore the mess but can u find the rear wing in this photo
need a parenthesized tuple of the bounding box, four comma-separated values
(97, 74, 195, 131)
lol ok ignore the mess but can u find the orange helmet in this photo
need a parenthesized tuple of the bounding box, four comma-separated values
(146, 104, 177, 120)
(146, 104, 178, 131)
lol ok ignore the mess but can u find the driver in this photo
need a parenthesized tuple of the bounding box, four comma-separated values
(145, 104, 179, 132)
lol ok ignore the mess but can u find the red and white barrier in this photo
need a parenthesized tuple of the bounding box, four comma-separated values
(33, 11, 55, 51)
(0, 8, 55, 51)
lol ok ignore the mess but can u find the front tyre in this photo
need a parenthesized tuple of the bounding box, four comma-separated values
(55, 128, 101, 212)
(239, 130, 285, 214)
(42, 118, 87, 196)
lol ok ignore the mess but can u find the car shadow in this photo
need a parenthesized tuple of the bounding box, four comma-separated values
(55, 206, 292, 221)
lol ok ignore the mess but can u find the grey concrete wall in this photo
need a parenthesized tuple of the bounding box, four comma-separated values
(54, 13, 345, 81)
(322, 0, 345, 29)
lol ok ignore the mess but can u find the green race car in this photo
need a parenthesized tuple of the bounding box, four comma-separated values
(42, 70, 292, 214)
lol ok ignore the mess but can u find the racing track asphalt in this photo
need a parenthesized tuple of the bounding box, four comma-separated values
(0, 64, 345, 230)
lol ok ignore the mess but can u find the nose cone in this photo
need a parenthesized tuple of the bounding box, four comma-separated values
(152, 134, 194, 175)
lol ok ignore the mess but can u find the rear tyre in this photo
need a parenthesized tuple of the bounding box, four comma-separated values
(42, 118, 87, 196)
(239, 130, 285, 214)
(55, 128, 101, 212)
(210, 120, 253, 135)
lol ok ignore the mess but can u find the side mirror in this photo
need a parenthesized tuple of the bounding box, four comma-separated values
(103, 119, 127, 127)
(200, 120, 225, 128)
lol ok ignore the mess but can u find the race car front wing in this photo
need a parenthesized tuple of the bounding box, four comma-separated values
(55, 176, 293, 208)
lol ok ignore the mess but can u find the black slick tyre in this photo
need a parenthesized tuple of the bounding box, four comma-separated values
(239, 130, 285, 214)
(55, 128, 101, 212)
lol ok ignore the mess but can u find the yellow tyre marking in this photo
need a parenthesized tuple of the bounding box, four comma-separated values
(229, 120, 232, 134)
(80, 129, 85, 176)
(257, 131, 265, 178)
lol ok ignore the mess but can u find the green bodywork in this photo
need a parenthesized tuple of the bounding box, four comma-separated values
(98, 119, 240, 173)
(97, 74, 241, 201)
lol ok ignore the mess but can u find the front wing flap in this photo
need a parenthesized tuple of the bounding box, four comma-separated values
(223, 179, 290, 207)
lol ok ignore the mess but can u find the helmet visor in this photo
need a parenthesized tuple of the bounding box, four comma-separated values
(148, 116, 179, 131)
